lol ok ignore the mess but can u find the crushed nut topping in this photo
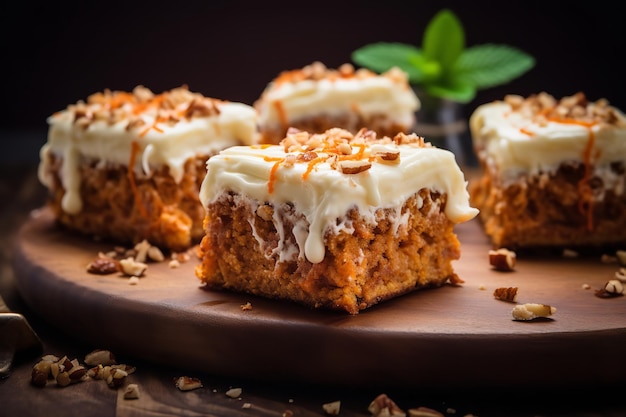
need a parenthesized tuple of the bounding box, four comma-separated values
(489, 248, 516, 271)
(269, 61, 410, 86)
(493, 287, 518, 302)
(56, 85, 225, 134)
(262, 128, 429, 194)
(511, 303, 557, 321)
(504, 91, 626, 128)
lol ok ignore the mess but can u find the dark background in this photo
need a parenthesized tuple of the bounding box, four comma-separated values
(2, 0, 625, 162)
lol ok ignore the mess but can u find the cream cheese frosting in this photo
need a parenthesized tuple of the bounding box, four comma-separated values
(254, 62, 420, 129)
(470, 92, 626, 183)
(200, 128, 478, 264)
(38, 85, 258, 215)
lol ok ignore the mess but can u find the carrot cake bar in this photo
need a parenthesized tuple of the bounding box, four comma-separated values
(254, 61, 420, 144)
(195, 127, 478, 314)
(38, 85, 258, 252)
(469, 92, 626, 250)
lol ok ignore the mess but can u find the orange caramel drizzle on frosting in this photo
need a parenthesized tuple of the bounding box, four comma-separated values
(128, 141, 148, 217)
(547, 117, 598, 231)
(521, 117, 598, 230)
(273, 100, 288, 131)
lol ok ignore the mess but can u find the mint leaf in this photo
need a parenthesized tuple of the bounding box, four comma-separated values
(454, 44, 535, 89)
(426, 79, 476, 104)
(351, 42, 427, 81)
(422, 9, 465, 79)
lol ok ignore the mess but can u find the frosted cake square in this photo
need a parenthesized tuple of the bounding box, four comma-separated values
(195, 128, 478, 314)
(254, 61, 420, 144)
(38, 85, 258, 252)
(469, 92, 626, 250)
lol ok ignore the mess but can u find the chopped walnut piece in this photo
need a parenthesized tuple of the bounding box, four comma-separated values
(322, 400, 341, 415)
(493, 287, 518, 302)
(616, 250, 626, 266)
(124, 383, 140, 400)
(226, 387, 242, 398)
(147, 245, 165, 262)
(85, 349, 117, 366)
(134, 239, 151, 263)
(339, 159, 372, 174)
(87, 254, 120, 275)
(368, 394, 406, 417)
(240, 302, 252, 311)
(489, 248, 516, 271)
(511, 303, 556, 321)
(175, 376, 203, 391)
(615, 268, 626, 283)
(119, 257, 147, 277)
(595, 279, 624, 298)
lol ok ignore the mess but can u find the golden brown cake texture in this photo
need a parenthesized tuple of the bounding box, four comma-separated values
(469, 92, 626, 250)
(254, 61, 420, 144)
(38, 85, 258, 252)
(196, 128, 478, 314)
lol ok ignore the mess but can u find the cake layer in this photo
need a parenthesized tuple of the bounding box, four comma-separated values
(196, 128, 478, 314)
(470, 92, 626, 249)
(38, 85, 258, 251)
(254, 62, 420, 143)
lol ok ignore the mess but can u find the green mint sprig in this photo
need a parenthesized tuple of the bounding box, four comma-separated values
(351, 9, 536, 104)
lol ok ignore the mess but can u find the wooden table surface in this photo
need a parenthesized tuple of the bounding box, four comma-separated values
(2, 161, 626, 417)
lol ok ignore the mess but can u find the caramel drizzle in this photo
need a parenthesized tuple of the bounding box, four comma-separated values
(520, 117, 598, 230)
(128, 141, 148, 217)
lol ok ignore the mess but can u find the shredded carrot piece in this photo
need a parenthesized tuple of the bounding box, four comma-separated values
(303, 157, 325, 180)
(268, 160, 282, 194)
(519, 127, 534, 136)
(338, 143, 366, 161)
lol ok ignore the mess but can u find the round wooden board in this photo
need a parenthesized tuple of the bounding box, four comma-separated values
(12, 207, 626, 389)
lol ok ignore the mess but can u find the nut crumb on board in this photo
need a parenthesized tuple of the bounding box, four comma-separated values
(595, 279, 624, 298)
(322, 400, 341, 415)
(488, 248, 516, 271)
(511, 303, 556, 321)
(368, 393, 405, 417)
(493, 287, 518, 302)
(175, 376, 203, 391)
